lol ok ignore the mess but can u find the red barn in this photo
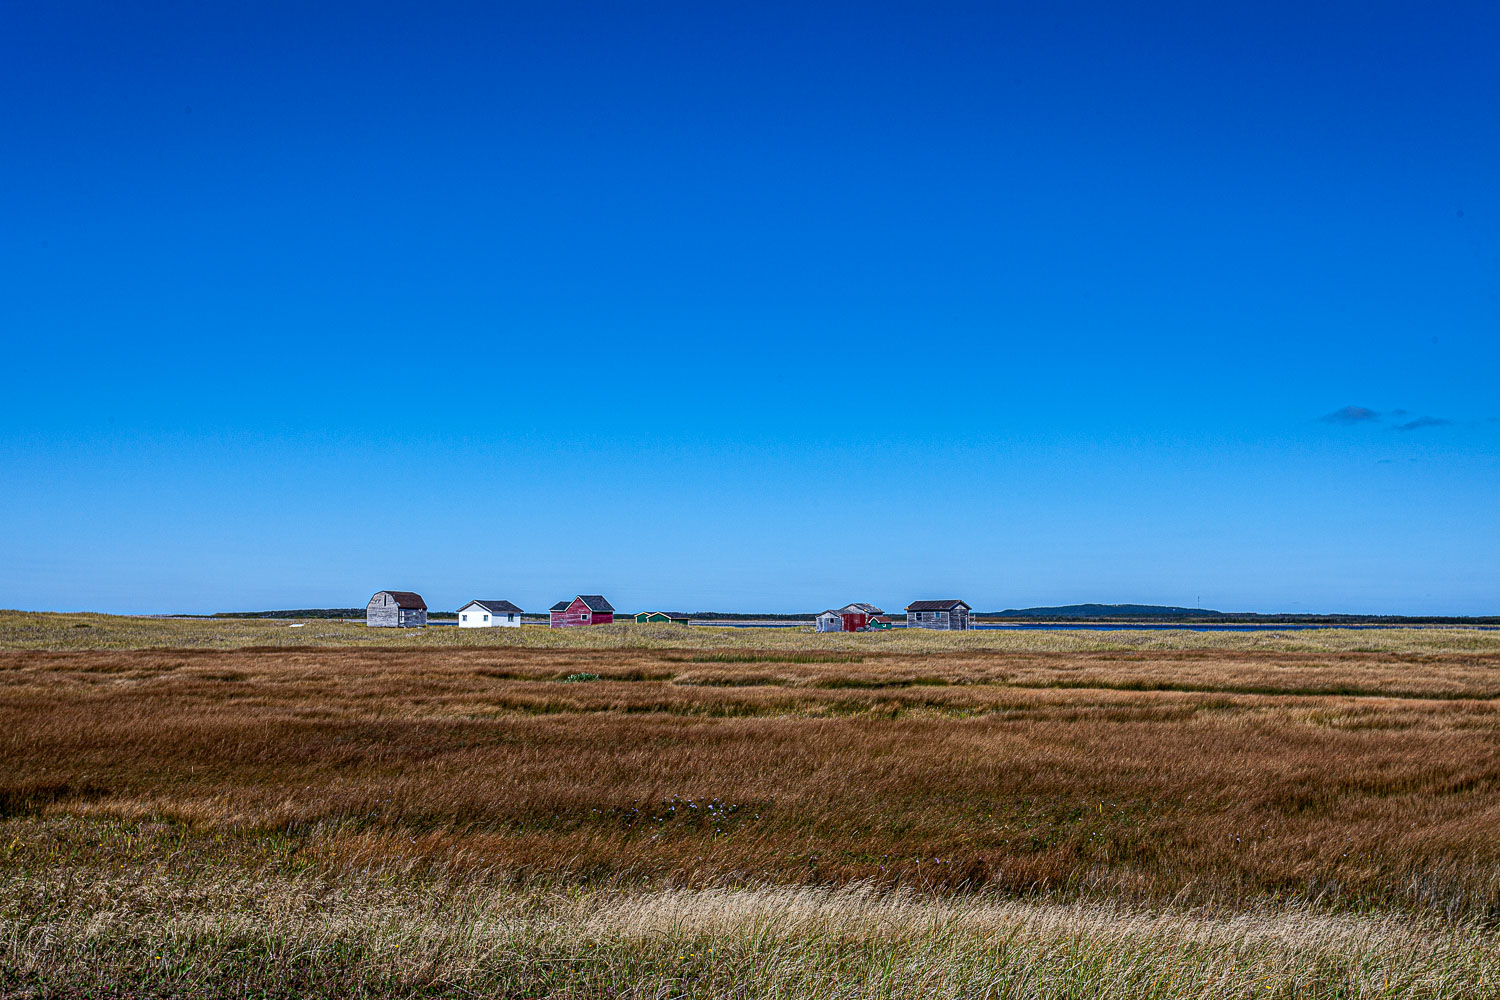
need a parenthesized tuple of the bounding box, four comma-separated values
(549, 595, 615, 628)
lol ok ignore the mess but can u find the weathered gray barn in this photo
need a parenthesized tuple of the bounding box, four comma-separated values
(905, 599, 971, 631)
(367, 590, 428, 628)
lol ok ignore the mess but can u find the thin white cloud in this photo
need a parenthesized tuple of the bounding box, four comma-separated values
(1394, 416, 1452, 431)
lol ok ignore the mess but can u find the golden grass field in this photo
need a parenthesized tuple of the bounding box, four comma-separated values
(5, 610, 1500, 997)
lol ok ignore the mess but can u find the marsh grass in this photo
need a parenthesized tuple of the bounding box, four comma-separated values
(6, 616, 1500, 995)
(4, 819, 1498, 999)
(6, 609, 1500, 655)
(680, 652, 867, 664)
(4, 642, 1500, 915)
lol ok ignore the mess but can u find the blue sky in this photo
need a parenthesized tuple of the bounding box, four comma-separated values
(3, 1, 1497, 615)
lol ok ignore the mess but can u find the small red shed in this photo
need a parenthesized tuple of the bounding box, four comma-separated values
(838, 603, 885, 632)
(549, 595, 615, 628)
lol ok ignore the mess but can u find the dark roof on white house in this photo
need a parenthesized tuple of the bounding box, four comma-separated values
(905, 600, 970, 612)
(577, 595, 614, 612)
(377, 591, 427, 610)
(463, 600, 523, 615)
(550, 601, 571, 612)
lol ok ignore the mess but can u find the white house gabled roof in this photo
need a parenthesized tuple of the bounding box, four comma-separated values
(461, 600, 524, 615)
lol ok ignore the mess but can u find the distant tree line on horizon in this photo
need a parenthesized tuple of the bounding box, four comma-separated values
(199, 605, 1499, 624)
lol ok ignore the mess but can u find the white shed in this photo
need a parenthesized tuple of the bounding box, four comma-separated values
(814, 610, 842, 632)
(458, 600, 524, 628)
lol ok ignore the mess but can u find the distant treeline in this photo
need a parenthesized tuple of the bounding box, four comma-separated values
(207, 609, 818, 620)
(202, 607, 1498, 625)
(210, 609, 457, 620)
(208, 609, 364, 619)
(684, 612, 815, 620)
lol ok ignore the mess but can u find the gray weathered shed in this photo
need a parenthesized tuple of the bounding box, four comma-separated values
(367, 590, 428, 628)
(905, 599, 971, 631)
(814, 610, 842, 632)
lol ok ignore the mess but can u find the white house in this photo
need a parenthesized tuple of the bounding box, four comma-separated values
(458, 600, 524, 628)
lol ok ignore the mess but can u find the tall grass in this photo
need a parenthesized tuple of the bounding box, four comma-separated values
(5, 609, 1500, 654)
(4, 643, 1500, 916)
(4, 818, 1498, 998)
(5, 625, 1500, 994)
(681, 652, 866, 663)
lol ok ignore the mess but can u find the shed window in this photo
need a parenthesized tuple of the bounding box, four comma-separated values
(461, 614, 468, 622)
(483, 614, 489, 621)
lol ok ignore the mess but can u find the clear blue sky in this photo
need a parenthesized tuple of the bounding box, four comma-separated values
(3, 2, 1497, 615)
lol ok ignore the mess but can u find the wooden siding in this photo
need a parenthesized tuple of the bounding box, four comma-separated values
(367, 592, 399, 627)
(367, 592, 427, 628)
(906, 608, 971, 631)
(459, 602, 521, 628)
(551, 597, 614, 628)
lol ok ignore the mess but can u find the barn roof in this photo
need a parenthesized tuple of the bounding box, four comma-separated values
(837, 603, 884, 615)
(577, 595, 614, 612)
(905, 600, 970, 612)
(377, 591, 427, 610)
(550, 601, 570, 612)
(464, 600, 523, 615)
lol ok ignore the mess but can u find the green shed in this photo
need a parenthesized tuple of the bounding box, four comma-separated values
(634, 611, 690, 624)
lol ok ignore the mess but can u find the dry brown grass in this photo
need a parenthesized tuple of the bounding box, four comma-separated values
(4, 639, 1500, 919)
(7, 817, 1499, 998)
(7, 615, 1500, 995)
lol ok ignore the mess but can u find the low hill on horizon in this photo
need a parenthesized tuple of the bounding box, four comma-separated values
(989, 603, 1222, 618)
